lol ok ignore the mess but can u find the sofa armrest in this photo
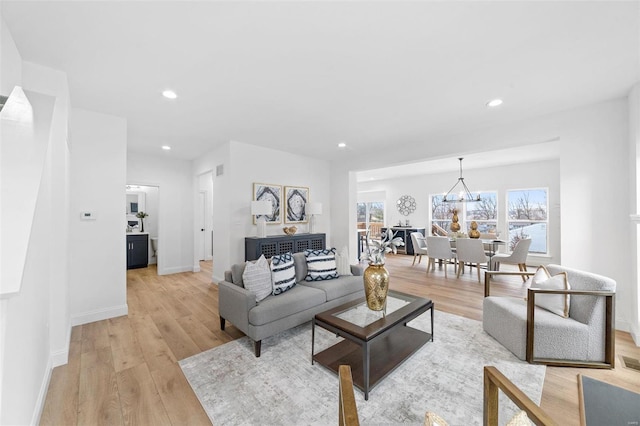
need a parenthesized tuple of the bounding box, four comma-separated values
(350, 264, 364, 276)
(218, 280, 257, 335)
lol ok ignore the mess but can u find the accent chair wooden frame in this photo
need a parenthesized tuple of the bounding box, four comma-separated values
(338, 365, 360, 426)
(483, 366, 557, 426)
(484, 270, 616, 369)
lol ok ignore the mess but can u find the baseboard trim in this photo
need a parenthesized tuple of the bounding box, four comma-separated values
(630, 322, 640, 347)
(50, 326, 72, 367)
(31, 357, 53, 426)
(70, 304, 128, 326)
(158, 266, 193, 275)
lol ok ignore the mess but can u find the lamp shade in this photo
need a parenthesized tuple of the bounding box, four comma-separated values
(251, 200, 272, 216)
(305, 202, 322, 215)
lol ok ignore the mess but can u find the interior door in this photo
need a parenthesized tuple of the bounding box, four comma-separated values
(196, 191, 206, 261)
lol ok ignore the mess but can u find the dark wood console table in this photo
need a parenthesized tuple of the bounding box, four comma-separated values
(245, 233, 326, 261)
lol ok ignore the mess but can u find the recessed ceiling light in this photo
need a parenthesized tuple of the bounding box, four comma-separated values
(162, 90, 177, 99)
(161, 145, 171, 150)
(486, 99, 503, 107)
(337, 142, 347, 148)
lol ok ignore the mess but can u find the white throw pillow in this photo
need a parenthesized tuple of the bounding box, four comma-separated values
(527, 265, 570, 318)
(335, 246, 352, 276)
(242, 255, 272, 302)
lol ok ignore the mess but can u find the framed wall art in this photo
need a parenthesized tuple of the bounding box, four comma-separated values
(253, 183, 282, 224)
(284, 186, 309, 223)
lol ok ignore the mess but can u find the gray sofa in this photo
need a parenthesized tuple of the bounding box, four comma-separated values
(219, 252, 365, 356)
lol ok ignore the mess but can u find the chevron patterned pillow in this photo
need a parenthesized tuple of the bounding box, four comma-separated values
(270, 252, 296, 295)
(304, 248, 338, 281)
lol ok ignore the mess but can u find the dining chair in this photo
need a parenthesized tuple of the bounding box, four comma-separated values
(455, 238, 489, 282)
(425, 236, 456, 278)
(410, 232, 428, 266)
(490, 238, 532, 281)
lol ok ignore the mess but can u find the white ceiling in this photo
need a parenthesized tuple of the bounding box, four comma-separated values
(2, 1, 639, 170)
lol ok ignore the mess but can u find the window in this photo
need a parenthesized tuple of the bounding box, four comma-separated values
(507, 188, 548, 254)
(431, 192, 497, 235)
(357, 201, 385, 234)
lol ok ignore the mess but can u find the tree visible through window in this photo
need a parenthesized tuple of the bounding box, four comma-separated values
(357, 202, 385, 234)
(431, 192, 497, 235)
(507, 189, 548, 254)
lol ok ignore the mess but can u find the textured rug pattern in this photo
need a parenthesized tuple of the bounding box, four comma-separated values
(179, 310, 546, 425)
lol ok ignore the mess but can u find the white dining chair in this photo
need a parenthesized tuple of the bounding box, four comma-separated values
(490, 238, 532, 281)
(410, 232, 428, 266)
(426, 236, 456, 278)
(455, 238, 489, 283)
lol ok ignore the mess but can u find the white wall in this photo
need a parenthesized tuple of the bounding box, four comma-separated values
(127, 152, 194, 275)
(193, 141, 332, 281)
(357, 159, 561, 265)
(69, 108, 127, 325)
(0, 16, 21, 96)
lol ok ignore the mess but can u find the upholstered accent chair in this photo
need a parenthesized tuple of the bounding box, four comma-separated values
(483, 265, 616, 368)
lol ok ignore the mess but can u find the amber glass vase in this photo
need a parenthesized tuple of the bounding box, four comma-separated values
(363, 263, 390, 311)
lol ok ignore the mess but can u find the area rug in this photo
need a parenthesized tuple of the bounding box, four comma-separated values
(579, 375, 640, 426)
(179, 310, 546, 425)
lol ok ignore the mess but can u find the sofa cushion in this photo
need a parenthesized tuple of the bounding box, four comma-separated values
(242, 255, 272, 302)
(271, 252, 296, 295)
(304, 248, 338, 281)
(300, 275, 363, 301)
(248, 285, 326, 326)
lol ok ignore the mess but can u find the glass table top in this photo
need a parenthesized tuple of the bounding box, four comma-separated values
(334, 295, 413, 327)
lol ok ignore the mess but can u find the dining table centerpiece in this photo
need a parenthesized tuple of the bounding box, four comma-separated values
(360, 229, 404, 310)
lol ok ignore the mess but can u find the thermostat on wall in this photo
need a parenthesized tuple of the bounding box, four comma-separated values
(80, 211, 96, 220)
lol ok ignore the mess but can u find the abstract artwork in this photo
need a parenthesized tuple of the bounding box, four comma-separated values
(284, 186, 309, 224)
(253, 183, 282, 224)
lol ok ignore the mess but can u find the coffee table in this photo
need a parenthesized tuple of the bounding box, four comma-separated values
(311, 290, 434, 400)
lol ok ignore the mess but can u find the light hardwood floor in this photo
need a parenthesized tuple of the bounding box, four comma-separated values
(40, 255, 640, 425)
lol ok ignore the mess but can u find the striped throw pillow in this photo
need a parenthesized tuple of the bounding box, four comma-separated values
(242, 255, 272, 302)
(304, 248, 338, 281)
(270, 252, 296, 295)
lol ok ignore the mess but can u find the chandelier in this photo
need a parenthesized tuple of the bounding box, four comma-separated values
(442, 158, 481, 203)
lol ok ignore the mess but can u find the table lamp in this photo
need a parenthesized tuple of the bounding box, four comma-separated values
(251, 200, 272, 238)
(305, 202, 322, 234)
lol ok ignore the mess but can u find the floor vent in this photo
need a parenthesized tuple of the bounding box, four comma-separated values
(621, 356, 640, 373)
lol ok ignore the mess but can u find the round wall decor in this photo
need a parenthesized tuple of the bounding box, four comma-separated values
(396, 195, 416, 216)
